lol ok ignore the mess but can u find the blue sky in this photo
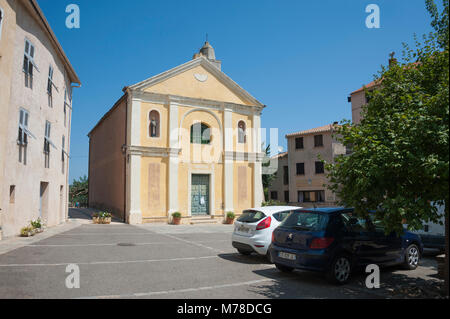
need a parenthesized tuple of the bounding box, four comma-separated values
(37, 0, 435, 183)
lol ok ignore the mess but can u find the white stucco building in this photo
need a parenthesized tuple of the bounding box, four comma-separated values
(0, 0, 80, 238)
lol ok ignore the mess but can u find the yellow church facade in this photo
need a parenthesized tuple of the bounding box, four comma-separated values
(88, 42, 265, 224)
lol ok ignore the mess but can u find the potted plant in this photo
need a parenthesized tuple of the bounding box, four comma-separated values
(31, 219, 43, 233)
(172, 212, 182, 225)
(92, 213, 100, 224)
(225, 212, 236, 224)
(20, 226, 34, 237)
(100, 212, 112, 224)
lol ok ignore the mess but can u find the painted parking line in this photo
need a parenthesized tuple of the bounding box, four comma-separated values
(138, 228, 228, 253)
(0, 255, 219, 268)
(27, 240, 230, 248)
(78, 278, 275, 299)
(52, 233, 161, 236)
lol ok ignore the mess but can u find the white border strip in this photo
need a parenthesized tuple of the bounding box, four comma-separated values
(78, 279, 274, 299)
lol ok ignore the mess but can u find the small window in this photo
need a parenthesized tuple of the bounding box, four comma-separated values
(23, 40, 36, 89)
(283, 166, 289, 185)
(295, 137, 304, 150)
(149, 110, 160, 138)
(315, 190, 325, 202)
(284, 191, 289, 203)
(64, 104, 67, 127)
(18, 109, 30, 146)
(44, 121, 53, 168)
(298, 191, 306, 203)
(238, 121, 246, 144)
(47, 66, 54, 107)
(270, 191, 278, 200)
(61, 135, 65, 174)
(190, 123, 210, 144)
(298, 190, 325, 203)
(314, 135, 323, 147)
(0, 8, 4, 42)
(18, 109, 34, 165)
(9, 185, 15, 204)
(64, 88, 70, 127)
(315, 161, 324, 174)
(296, 163, 305, 175)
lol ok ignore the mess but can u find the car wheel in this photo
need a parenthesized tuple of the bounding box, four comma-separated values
(327, 255, 352, 285)
(237, 249, 251, 256)
(266, 251, 273, 264)
(404, 244, 420, 270)
(275, 264, 294, 273)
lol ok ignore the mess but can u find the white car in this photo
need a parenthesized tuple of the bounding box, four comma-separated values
(232, 206, 302, 258)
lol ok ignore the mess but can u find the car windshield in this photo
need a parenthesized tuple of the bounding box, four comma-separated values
(281, 210, 329, 231)
(237, 210, 266, 223)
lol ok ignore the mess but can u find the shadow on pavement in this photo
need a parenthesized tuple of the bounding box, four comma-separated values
(249, 267, 378, 299)
(248, 258, 444, 299)
(68, 208, 123, 223)
(218, 253, 272, 265)
(218, 248, 444, 299)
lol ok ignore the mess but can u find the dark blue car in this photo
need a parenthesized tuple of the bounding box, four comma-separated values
(269, 208, 423, 285)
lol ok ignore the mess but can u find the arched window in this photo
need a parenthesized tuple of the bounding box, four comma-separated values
(190, 123, 210, 145)
(149, 110, 160, 138)
(238, 121, 246, 144)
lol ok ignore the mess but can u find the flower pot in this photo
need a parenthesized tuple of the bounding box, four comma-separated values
(92, 217, 100, 224)
(172, 217, 181, 225)
(101, 217, 112, 224)
(225, 217, 235, 225)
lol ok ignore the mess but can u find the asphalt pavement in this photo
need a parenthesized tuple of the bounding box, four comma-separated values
(0, 209, 443, 299)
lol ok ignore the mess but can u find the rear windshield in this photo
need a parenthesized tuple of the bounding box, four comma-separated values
(280, 210, 329, 231)
(237, 210, 266, 223)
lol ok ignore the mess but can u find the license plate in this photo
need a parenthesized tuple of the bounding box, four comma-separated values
(279, 252, 296, 260)
(238, 225, 250, 233)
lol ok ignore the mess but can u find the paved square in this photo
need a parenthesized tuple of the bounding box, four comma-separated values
(0, 210, 442, 299)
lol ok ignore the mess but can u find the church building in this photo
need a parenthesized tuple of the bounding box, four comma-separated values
(88, 42, 265, 224)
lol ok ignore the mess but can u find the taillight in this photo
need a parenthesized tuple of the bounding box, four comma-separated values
(256, 217, 271, 230)
(310, 237, 334, 249)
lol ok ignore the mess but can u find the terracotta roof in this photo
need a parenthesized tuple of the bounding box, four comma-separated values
(350, 80, 380, 95)
(27, 0, 80, 85)
(271, 152, 288, 160)
(286, 124, 339, 138)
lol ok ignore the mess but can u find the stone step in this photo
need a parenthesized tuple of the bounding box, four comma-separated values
(190, 217, 219, 225)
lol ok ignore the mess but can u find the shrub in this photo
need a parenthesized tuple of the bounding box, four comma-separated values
(226, 212, 235, 219)
(20, 226, 34, 237)
(30, 218, 42, 229)
(262, 200, 286, 207)
(172, 212, 182, 218)
(100, 212, 111, 218)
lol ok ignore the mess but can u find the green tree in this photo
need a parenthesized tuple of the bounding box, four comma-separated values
(326, 0, 448, 296)
(69, 175, 89, 207)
